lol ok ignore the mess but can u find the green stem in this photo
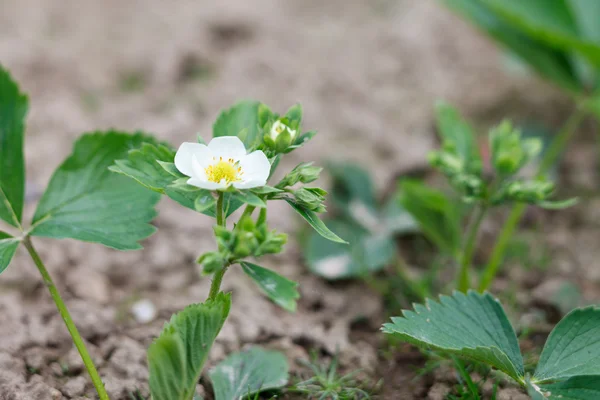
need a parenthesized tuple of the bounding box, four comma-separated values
(208, 192, 228, 301)
(238, 205, 256, 223)
(457, 204, 487, 292)
(23, 237, 109, 400)
(478, 106, 587, 292)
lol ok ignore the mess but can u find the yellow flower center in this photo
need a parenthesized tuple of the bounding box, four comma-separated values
(205, 157, 242, 184)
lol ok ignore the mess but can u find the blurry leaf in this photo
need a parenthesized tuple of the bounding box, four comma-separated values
(305, 219, 394, 280)
(212, 100, 260, 148)
(241, 262, 299, 312)
(209, 347, 289, 400)
(31, 132, 160, 250)
(537, 198, 578, 209)
(148, 293, 231, 400)
(194, 193, 216, 214)
(399, 180, 461, 257)
(232, 191, 266, 208)
(328, 162, 378, 218)
(534, 306, 600, 382)
(568, 0, 600, 43)
(285, 198, 346, 244)
(284, 103, 303, 124)
(382, 291, 524, 382)
(0, 66, 28, 227)
(480, 0, 600, 69)
(435, 102, 481, 172)
(443, 0, 582, 91)
(381, 192, 419, 235)
(528, 375, 600, 400)
(0, 231, 19, 275)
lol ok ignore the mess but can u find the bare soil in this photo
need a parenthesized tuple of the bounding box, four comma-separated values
(1, 0, 598, 399)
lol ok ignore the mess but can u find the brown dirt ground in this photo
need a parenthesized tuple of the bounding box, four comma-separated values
(1, 0, 599, 399)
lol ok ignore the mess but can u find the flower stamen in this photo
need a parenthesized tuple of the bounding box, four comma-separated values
(205, 159, 242, 183)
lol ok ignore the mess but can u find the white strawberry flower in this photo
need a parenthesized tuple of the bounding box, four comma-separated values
(174, 136, 270, 190)
(270, 120, 297, 141)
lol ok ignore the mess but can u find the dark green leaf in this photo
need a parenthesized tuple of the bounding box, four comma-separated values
(399, 180, 462, 257)
(0, 66, 28, 227)
(443, 0, 582, 91)
(534, 306, 600, 382)
(194, 193, 216, 214)
(212, 100, 260, 148)
(529, 375, 600, 400)
(305, 219, 394, 280)
(241, 262, 299, 312)
(285, 198, 346, 244)
(148, 293, 231, 400)
(233, 191, 266, 208)
(30, 132, 160, 250)
(0, 231, 19, 275)
(382, 291, 524, 382)
(209, 347, 289, 400)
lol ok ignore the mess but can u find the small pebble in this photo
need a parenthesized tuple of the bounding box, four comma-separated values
(131, 299, 156, 323)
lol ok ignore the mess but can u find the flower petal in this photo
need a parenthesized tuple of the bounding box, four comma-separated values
(174, 142, 211, 177)
(191, 155, 208, 181)
(238, 150, 271, 182)
(187, 178, 225, 190)
(207, 136, 247, 159)
(233, 179, 267, 189)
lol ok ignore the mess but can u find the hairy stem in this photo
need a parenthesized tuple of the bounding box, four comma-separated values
(23, 237, 109, 400)
(457, 204, 487, 292)
(478, 106, 587, 292)
(208, 192, 228, 301)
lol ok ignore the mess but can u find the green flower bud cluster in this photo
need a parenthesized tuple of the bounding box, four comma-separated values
(492, 179, 555, 205)
(198, 212, 287, 274)
(257, 103, 316, 155)
(292, 187, 327, 213)
(428, 149, 484, 203)
(489, 120, 542, 177)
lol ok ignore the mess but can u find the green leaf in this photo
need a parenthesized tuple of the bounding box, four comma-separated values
(284, 198, 347, 244)
(568, 0, 600, 43)
(529, 375, 600, 400)
(534, 306, 600, 382)
(148, 293, 231, 400)
(232, 191, 266, 208)
(327, 162, 378, 218)
(30, 132, 160, 250)
(194, 193, 216, 214)
(209, 347, 289, 400)
(399, 180, 462, 257)
(305, 219, 394, 280)
(147, 332, 187, 400)
(251, 185, 282, 195)
(0, 231, 20, 275)
(382, 291, 524, 382)
(212, 100, 260, 148)
(0, 66, 28, 227)
(480, 0, 600, 69)
(537, 198, 578, 210)
(241, 262, 299, 312)
(435, 102, 481, 172)
(443, 0, 582, 91)
(284, 103, 303, 124)
(381, 192, 419, 235)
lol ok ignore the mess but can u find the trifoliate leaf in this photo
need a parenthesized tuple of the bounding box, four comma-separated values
(30, 132, 160, 250)
(209, 347, 289, 400)
(212, 100, 260, 148)
(148, 293, 231, 400)
(241, 262, 299, 312)
(382, 291, 524, 382)
(528, 375, 600, 400)
(285, 198, 346, 244)
(534, 306, 600, 382)
(0, 231, 20, 275)
(0, 65, 28, 228)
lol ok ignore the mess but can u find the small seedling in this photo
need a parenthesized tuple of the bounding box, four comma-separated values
(291, 351, 376, 400)
(401, 103, 575, 292)
(383, 290, 600, 399)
